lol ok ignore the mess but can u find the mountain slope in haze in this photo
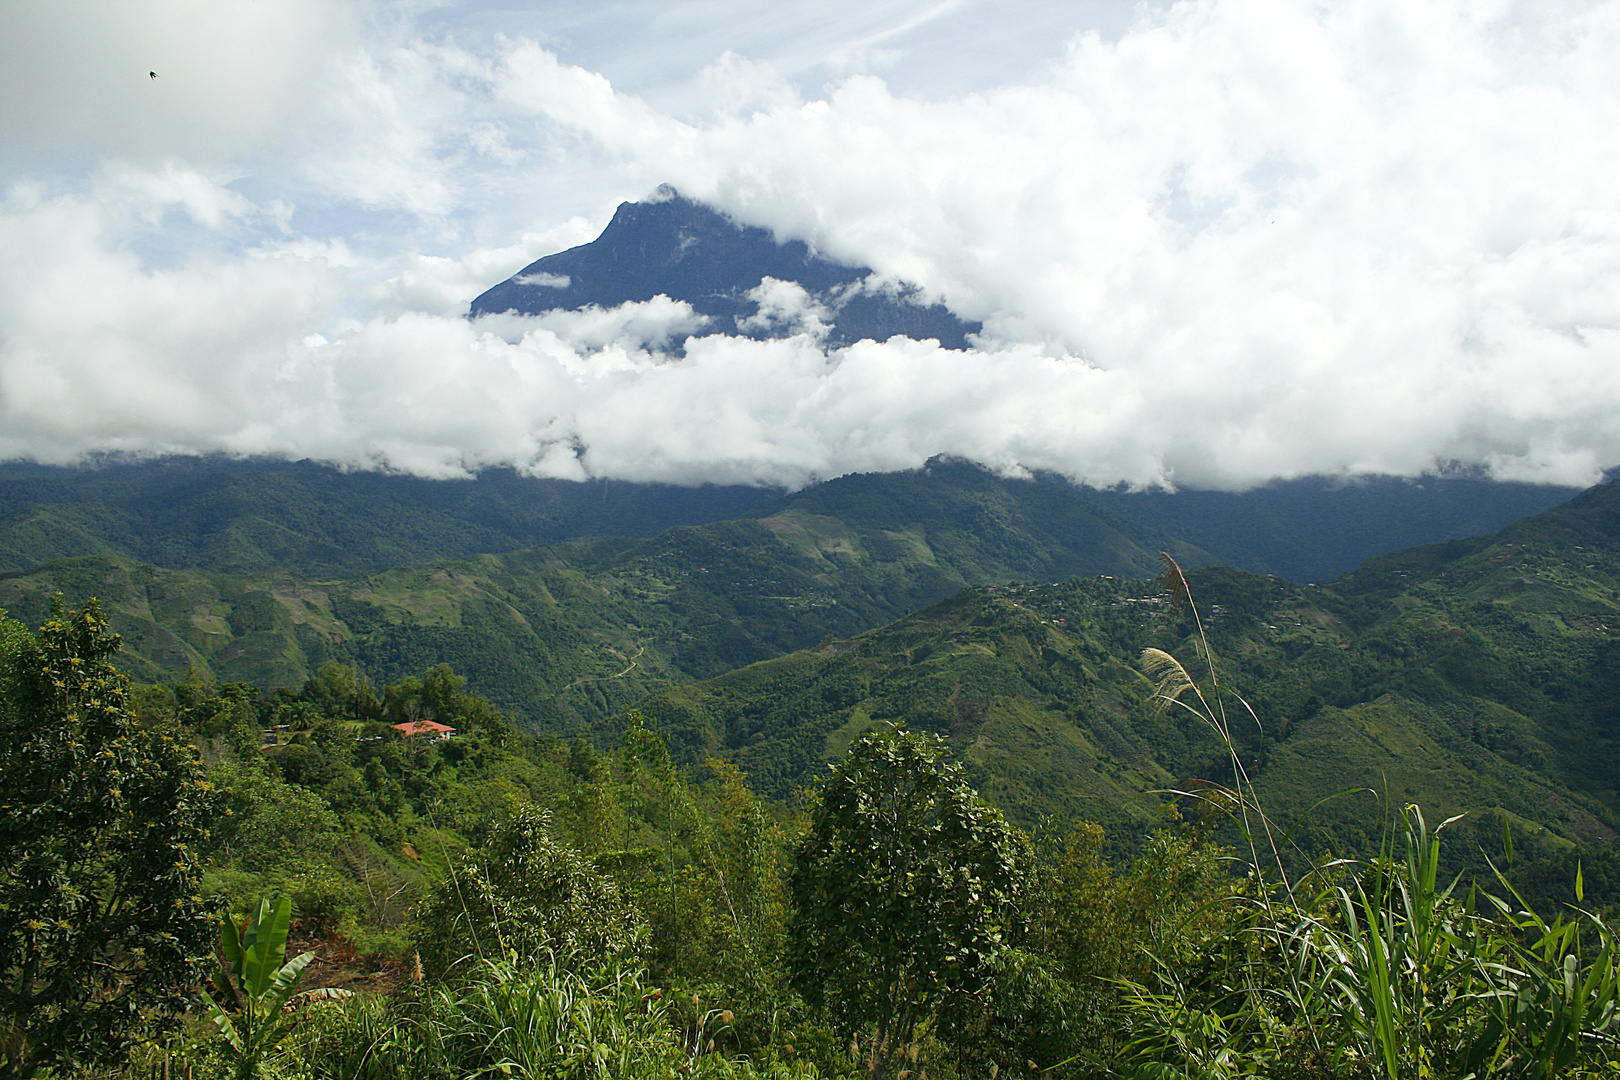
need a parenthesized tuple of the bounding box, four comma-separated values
(470, 186, 980, 350)
(1113, 472, 1584, 583)
(0, 469, 1195, 730)
(0, 465, 1597, 736)
(0, 457, 781, 578)
(0, 455, 1578, 586)
(751, 459, 1581, 585)
(616, 481, 1620, 868)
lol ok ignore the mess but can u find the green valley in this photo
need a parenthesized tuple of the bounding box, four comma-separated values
(5, 464, 1620, 1079)
(619, 480, 1620, 889)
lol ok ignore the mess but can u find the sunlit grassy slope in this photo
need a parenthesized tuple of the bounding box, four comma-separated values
(618, 481, 1620, 865)
(1, 459, 1611, 871)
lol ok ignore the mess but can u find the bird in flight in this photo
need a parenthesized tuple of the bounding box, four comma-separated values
(149, 71, 158, 80)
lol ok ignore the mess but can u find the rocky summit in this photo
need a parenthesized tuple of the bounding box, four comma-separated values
(469, 185, 980, 350)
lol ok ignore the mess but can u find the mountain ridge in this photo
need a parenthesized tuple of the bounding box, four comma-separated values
(615, 479, 1620, 867)
(470, 186, 981, 350)
(0, 455, 1578, 584)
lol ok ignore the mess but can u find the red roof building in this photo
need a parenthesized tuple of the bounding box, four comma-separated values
(393, 720, 456, 741)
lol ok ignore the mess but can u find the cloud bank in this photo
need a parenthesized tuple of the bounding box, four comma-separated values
(2, 0, 1618, 490)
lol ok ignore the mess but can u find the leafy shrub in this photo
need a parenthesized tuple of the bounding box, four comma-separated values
(415, 804, 645, 983)
(788, 725, 1027, 1080)
(0, 601, 214, 1078)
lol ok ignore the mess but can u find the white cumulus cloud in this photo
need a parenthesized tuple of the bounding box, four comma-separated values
(1, 0, 1618, 490)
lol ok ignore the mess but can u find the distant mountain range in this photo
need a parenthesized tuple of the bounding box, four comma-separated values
(0, 456, 1577, 585)
(621, 478, 1620, 906)
(470, 185, 980, 350)
(0, 454, 1591, 726)
(9, 459, 1614, 906)
(0, 456, 778, 579)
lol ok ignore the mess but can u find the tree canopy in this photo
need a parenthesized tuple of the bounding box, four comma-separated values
(788, 726, 1027, 1079)
(0, 601, 214, 1079)
(415, 803, 645, 983)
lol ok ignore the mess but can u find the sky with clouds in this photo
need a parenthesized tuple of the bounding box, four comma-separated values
(1, 0, 1617, 490)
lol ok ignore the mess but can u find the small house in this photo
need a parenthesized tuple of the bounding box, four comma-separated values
(393, 719, 456, 742)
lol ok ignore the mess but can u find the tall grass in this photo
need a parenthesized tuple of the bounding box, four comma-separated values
(276, 958, 824, 1080)
(1120, 555, 1620, 1079)
(428, 957, 680, 1079)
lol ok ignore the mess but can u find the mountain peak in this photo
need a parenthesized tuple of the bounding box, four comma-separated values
(469, 188, 980, 350)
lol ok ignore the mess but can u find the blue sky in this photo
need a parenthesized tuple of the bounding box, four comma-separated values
(2, 1, 1617, 490)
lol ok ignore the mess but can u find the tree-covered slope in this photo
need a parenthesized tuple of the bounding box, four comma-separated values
(0, 462, 1237, 726)
(0, 512, 1000, 730)
(0, 457, 780, 578)
(0, 548, 679, 732)
(0, 456, 1577, 585)
(0, 462, 1603, 779)
(618, 482, 1620, 865)
(624, 581, 1176, 834)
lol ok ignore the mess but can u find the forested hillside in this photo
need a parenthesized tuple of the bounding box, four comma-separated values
(6, 598, 1618, 1080)
(622, 480, 1620, 890)
(0, 456, 1576, 580)
(0, 460, 1587, 736)
(0, 457, 779, 578)
(0, 520, 931, 730)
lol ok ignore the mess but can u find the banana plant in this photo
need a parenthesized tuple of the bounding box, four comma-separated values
(201, 896, 316, 1080)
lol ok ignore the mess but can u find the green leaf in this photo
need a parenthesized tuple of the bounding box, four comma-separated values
(267, 950, 316, 1010)
(240, 896, 292, 1000)
(212, 916, 244, 1008)
(201, 989, 245, 1055)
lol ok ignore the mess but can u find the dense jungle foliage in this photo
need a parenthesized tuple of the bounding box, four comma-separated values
(0, 457, 1573, 584)
(620, 558, 1620, 914)
(0, 461, 1581, 734)
(2, 472, 1618, 1076)
(3, 595, 1619, 1079)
